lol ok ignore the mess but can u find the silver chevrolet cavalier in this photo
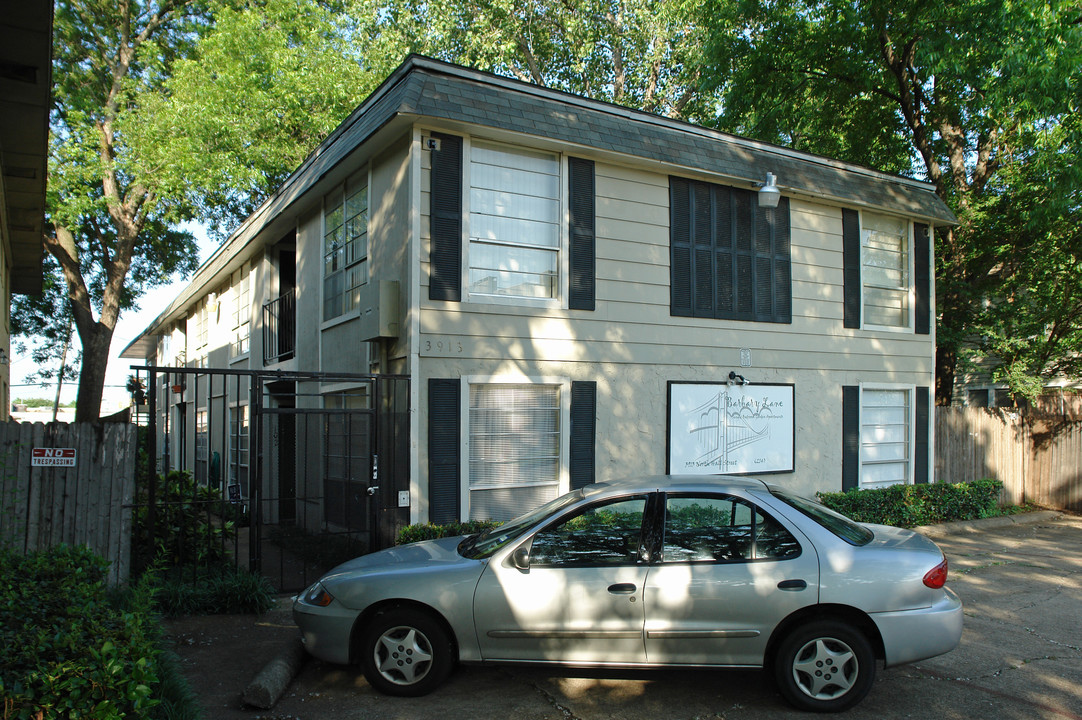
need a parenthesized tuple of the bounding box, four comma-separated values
(293, 476, 962, 712)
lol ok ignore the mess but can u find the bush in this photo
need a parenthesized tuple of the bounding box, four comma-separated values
(817, 478, 1004, 527)
(397, 520, 503, 545)
(153, 566, 275, 617)
(0, 545, 163, 718)
(131, 470, 233, 576)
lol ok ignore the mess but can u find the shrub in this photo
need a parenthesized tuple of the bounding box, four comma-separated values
(131, 470, 233, 576)
(397, 520, 504, 545)
(0, 545, 162, 718)
(153, 566, 275, 617)
(817, 478, 1004, 527)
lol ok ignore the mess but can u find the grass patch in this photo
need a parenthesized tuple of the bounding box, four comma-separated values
(153, 565, 276, 617)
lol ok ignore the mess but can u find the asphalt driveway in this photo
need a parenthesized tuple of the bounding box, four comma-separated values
(167, 511, 1082, 719)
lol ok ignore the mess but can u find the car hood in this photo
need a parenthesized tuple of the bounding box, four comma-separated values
(323, 536, 474, 579)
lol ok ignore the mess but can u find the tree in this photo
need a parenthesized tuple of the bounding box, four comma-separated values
(31, 0, 207, 420)
(698, 0, 1082, 403)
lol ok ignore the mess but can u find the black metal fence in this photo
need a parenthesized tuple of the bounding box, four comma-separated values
(131, 367, 410, 592)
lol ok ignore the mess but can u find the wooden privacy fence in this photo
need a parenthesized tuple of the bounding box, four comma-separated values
(0, 421, 137, 585)
(935, 407, 1082, 511)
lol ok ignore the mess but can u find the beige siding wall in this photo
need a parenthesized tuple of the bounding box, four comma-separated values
(416, 136, 934, 508)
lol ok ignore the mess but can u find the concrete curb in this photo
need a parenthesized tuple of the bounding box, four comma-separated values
(913, 510, 1066, 538)
(242, 637, 308, 710)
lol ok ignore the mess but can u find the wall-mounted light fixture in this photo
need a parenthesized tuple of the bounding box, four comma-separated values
(727, 370, 750, 386)
(757, 172, 781, 209)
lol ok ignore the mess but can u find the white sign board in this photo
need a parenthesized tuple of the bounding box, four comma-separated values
(668, 383, 794, 475)
(32, 448, 77, 467)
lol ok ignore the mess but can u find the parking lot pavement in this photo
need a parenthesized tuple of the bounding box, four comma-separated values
(171, 512, 1082, 720)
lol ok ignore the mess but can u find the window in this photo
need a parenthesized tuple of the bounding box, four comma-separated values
(324, 174, 368, 320)
(862, 212, 910, 328)
(231, 264, 250, 358)
(468, 383, 561, 522)
(195, 408, 208, 485)
(661, 495, 800, 563)
(670, 176, 791, 323)
(860, 387, 912, 488)
(529, 496, 647, 566)
(229, 405, 249, 496)
(468, 142, 560, 300)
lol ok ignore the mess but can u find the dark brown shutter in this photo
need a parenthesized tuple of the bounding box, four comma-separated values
(569, 381, 597, 490)
(429, 133, 462, 302)
(914, 386, 930, 484)
(670, 177, 693, 316)
(914, 223, 931, 335)
(842, 386, 860, 491)
(842, 208, 861, 329)
(428, 378, 461, 524)
(568, 158, 596, 311)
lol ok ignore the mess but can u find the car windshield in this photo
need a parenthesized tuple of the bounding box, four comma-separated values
(458, 490, 584, 559)
(770, 490, 874, 546)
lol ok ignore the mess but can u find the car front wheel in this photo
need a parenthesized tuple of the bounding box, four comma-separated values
(774, 620, 875, 712)
(359, 607, 454, 697)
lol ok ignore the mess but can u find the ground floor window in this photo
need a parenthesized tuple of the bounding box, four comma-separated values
(229, 405, 249, 497)
(468, 382, 562, 522)
(195, 408, 208, 485)
(860, 387, 912, 488)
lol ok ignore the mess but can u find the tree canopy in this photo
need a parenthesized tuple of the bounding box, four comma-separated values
(700, 0, 1082, 402)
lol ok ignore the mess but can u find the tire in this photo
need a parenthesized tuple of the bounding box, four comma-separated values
(773, 620, 875, 713)
(359, 607, 455, 697)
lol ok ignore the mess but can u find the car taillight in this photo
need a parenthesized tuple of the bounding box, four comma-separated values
(923, 557, 948, 589)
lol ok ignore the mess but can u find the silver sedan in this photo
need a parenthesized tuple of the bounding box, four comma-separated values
(293, 476, 962, 712)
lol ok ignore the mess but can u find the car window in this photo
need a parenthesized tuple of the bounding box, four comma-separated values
(459, 490, 583, 559)
(528, 496, 648, 567)
(662, 495, 801, 563)
(769, 490, 874, 546)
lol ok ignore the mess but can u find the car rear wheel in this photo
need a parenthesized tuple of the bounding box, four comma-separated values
(359, 607, 454, 696)
(774, 620, 875, 712)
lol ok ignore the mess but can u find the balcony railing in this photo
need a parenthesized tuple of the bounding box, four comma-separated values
(262, 289, 296, 364)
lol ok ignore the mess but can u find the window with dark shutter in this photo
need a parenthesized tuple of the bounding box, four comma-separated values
(670, 176, 791, 323)
(430, 133, 462, 302)
(569, 381, 597, 489)
(568, 158, 596, 311)
(914, 386, 930, 484)
(842, 208, 861, 329)
(428, 378, 461, 524)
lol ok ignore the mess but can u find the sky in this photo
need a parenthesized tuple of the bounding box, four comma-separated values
(10, 224, 219, 413)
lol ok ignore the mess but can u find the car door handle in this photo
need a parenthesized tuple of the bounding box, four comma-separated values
(607, 583, 637, 594)
(777, 579, 807, 591)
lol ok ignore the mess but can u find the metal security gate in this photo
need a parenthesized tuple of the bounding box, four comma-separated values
(132, 367, 409, 592)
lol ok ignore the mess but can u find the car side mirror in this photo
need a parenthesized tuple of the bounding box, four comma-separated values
(512, 545, 531, 571)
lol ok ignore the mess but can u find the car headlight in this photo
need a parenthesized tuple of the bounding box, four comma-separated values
(302, 581, 334, 607)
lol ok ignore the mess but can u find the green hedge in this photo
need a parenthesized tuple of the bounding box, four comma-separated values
(397, 520, 503, 546)
(0, 545, 163, 719)
(817, 478, 1004, 528)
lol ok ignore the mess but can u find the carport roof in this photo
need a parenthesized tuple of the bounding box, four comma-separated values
(122, 54, 955, 357)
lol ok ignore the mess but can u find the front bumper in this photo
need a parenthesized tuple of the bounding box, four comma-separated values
(292, 595, 360, 665)
(870, 587, 964, 667)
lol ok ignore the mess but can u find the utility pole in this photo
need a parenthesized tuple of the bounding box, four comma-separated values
(52, 323, 71, 422)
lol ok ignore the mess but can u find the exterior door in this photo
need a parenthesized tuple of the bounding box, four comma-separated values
(643, 493, 819, 666)
(474, 495, 650, 664)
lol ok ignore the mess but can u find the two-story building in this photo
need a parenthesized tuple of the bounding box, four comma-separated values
(123, 55, 954, 540)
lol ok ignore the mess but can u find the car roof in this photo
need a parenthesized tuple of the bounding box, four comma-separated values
(582, 475, 773, 499)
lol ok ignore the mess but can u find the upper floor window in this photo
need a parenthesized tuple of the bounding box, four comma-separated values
(231, 263, 250, 358)
(468, 142, 561, 301)
(862, 212, 911, 328)
(324, 174, 368, 321)
(669, 176, 792, 323)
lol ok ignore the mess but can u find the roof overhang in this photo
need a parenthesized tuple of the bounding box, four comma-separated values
(1, 0, 52, 296)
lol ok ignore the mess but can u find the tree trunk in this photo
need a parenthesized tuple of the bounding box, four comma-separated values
(74, 321, 115, 422)
(935, 344, 957, 406)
